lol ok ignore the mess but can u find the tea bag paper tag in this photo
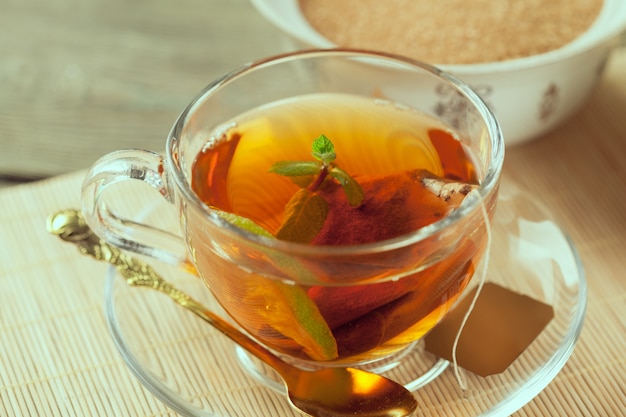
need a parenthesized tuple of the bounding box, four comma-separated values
(424, 282, 554, 377)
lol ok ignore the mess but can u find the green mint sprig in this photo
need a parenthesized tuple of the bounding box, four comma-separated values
(269, 134, 364, 243)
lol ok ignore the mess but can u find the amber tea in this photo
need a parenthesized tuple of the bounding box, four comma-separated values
(185, 92, 490, 364)
(80, 49, 502, 375)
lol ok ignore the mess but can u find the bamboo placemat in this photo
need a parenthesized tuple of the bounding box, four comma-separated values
(1, 49, 625, 417)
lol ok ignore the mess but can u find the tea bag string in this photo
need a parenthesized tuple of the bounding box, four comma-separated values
(451, 189, 492, 391)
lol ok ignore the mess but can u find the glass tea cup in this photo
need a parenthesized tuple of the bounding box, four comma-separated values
(82, 49, 504, 370)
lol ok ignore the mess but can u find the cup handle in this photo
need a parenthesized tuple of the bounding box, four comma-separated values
(81, 149, 188, 267)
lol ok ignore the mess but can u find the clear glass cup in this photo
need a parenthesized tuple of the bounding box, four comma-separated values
(82, 49, 504, 370)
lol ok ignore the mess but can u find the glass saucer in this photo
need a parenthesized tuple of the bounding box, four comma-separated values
(103, 178, 586, 417)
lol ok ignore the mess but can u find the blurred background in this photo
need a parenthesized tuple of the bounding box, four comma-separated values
(0, 0, 286, 189)
(2, 0, 625, 190)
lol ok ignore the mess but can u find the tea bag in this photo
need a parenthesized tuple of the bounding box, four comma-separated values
(307, 170, 478, 357)
(312, 169, 476, 246)
(425, 282, 554, 377)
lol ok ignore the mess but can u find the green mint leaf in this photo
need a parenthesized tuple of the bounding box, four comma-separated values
(269, 160, 321, 177)
(312, 134, 336, 164)
(215, 208, 320, 283)
(213, 208, 337, 360)
(213, 209, 274, 238)
(276, 188, 329, 244)
(330, 167, 365, 207)
(268, 283, 338, 360)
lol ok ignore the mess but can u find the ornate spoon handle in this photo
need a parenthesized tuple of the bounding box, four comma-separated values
(47, 209, 420, 417)
(47, 209, 206, 315)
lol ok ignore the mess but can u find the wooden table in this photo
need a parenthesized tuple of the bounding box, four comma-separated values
(1, 1, 625, 416)
(0, 0, 286, 188)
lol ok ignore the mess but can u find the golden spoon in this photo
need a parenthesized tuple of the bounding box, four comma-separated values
(47, 209, 418, 417)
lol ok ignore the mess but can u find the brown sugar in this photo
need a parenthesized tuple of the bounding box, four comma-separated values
(298, 0, 604, 64)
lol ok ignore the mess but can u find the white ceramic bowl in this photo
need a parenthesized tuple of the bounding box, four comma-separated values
(251, 0, 626, 145)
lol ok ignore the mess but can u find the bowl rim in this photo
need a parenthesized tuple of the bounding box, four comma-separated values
(251, 0, 626, 74)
